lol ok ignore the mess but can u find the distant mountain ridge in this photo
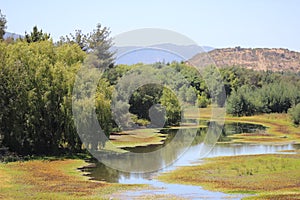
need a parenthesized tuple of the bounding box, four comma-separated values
(4, 34, 298, 72)
(3, 32, 23, 40)
(112, 43, 214, 65)
(189, 47, 300, 72)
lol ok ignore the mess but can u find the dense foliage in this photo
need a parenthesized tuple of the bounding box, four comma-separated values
(225, 67, 300, 117)
(0, 24, 115, 155)
(289, 103, 300, 125)
(105, 63, 202, 127)
(0, 40, 85, 154)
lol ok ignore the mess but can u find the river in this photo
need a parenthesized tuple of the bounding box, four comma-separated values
(82, 121, 299, 199)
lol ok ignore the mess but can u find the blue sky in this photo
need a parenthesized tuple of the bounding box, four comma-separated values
(1, 0, 300, 51)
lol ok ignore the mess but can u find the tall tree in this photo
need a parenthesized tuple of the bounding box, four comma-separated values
(0, 10, 7, 40)
(88, 23, 114, 68)
(59, 23, 114, 68)
(24, 26, 50, 43)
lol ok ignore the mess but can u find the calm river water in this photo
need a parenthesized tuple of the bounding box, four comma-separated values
(82, 121, 299, 199)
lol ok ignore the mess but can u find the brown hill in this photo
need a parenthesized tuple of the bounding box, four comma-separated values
(189, 47, 300, 72)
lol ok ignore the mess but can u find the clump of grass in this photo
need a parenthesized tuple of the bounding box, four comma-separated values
(131, 115, 150, 126)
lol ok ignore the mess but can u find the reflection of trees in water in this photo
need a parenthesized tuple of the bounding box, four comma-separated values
(219, 122, 266, 142)
(198, 120, 266, 142)
(84, 162, 124, 183)
(94, 150, 166, 173)
(85, 127, 210, 181)
(86, 121, 268, 180)
(89, 127, 199, 173)
(192, 128, 207, 145)
(202, 121, 223, 146)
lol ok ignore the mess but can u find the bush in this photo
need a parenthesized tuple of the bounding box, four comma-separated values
(289, 103, 300, 125)
(131, 115, 150, 126)
(227, 86, 257, 116)
(197, 94, 209, 108)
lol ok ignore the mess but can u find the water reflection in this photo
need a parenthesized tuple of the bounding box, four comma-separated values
(84, 143, 297, 183)
(82, 121, 298, 199)
(83, 121, 294, 183)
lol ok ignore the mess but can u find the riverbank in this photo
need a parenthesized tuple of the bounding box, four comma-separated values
(103, 107, 300, 151)
(158, 153, 300, 199)
(106, 123, 208, 152)
(0, 159, 144, 200)
(106, 107, 300, 149)
(1, 109, 299, 199)
(186, 107, 300, 144)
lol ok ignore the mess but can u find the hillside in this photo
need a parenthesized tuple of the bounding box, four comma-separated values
(189, 47, 300, 72)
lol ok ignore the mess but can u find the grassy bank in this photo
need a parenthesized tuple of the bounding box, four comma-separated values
(158, 154, 300, 199)
(105, 106, 300, 150)
(186, 107, 300, 144)
(0, 159, 143, 200)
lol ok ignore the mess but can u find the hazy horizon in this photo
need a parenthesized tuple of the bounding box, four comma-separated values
(1, 0, 300, 51)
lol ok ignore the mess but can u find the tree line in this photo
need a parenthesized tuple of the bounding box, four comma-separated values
(224, 67, 300, 122)
(1, 35, 299, 155)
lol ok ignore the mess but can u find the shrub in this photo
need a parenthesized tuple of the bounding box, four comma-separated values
(197, 94, 209, 108)
(288, 103, 300, 125)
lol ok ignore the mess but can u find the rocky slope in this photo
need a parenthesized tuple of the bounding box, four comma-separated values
(189, 47, 300, 72)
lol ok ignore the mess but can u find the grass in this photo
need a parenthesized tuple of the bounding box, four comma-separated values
(0, 159, 144, 200)
(186, 107, 300, 144)
(158, 154, 300, 199)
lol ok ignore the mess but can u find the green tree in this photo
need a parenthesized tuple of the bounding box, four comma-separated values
(203, 65, 226, 106)
(24, 26, 50, 43)
(60, 29, 88, 50)
(220, 66, 240, 96)
(288, 103, 300, 125)
(0, 40, 86, 154)
(258, 82, 297, 113)
(0, 10, 7, 40)
(159, 88, 181, 126)
(0, 22, 116, 155)
(129, 84, 163, 120)
(87, 23, 114, 68)
(185, 87, 197, 103)
(227, 86, 257, 116)
(197, 93, 209, 108)
(60, 24, 114, 68)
